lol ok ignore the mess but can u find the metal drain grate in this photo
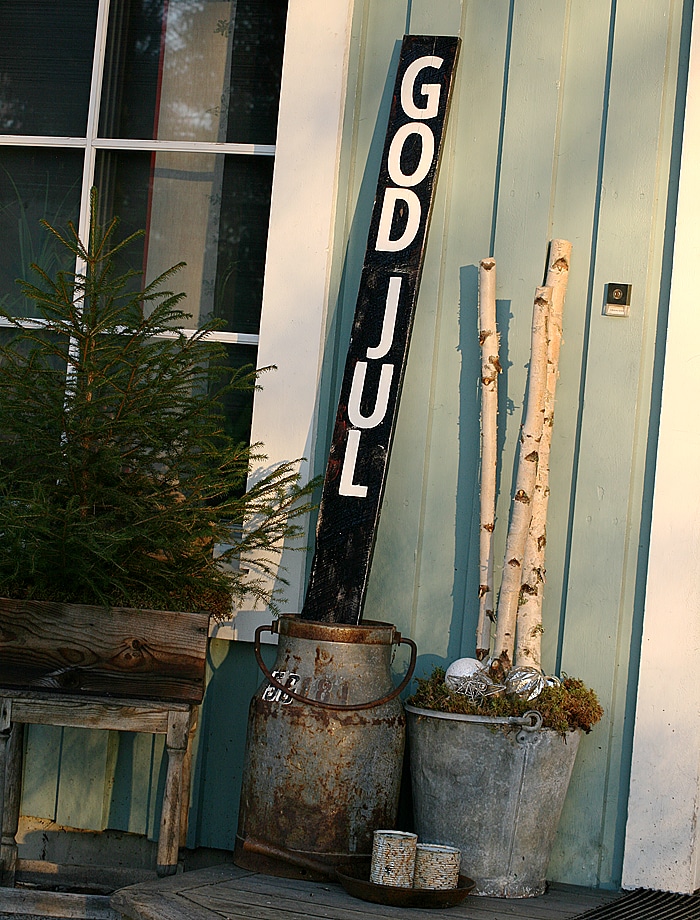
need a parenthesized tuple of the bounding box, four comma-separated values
(574, 889, 700, 920)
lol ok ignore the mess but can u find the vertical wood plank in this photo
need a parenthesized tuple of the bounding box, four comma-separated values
(538, 0, 614, 671)
(555, 0, 683, 888)
(408, 0, 463, 35)
(55, 728, 111, 830)
(106, 731, 161, 836)
(20, 725, 62, 822)
(186, 639, 275, 850)
(488, 0, 570, 597)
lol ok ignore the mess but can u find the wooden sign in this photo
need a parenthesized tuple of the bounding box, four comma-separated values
(301, 35, 460, 625)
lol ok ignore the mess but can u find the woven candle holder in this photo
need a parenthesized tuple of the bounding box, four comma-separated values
(370, 830, 418, 888)
(413, 843, 461, 890)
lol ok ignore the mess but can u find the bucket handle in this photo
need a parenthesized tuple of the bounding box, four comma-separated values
(253, 623, 417, 711)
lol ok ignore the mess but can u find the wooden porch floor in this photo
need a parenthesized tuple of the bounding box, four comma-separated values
(110, 864, 622, 920)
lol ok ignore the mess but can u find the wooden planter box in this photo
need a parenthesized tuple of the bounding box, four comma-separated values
(0, 598, 210, 884)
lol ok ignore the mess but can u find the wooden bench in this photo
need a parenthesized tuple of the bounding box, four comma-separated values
(0, 598, 210, 884)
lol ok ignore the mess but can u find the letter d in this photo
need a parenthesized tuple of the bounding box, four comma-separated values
(375, 187, 421, 252)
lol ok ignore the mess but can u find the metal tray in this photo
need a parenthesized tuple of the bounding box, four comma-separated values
(335, 868, 475, 909)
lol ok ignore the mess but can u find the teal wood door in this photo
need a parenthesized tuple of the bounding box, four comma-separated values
(327, 0, 689, 889)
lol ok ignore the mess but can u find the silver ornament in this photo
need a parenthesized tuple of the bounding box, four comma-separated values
(449, 668, 504, 701)
(505, 666, 546, 701)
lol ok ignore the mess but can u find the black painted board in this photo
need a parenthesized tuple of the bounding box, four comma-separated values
(301, 35, 460, 624)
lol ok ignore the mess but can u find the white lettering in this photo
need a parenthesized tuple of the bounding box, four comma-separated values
(339, 428, 368, 498)
(388, 123, 435, 187)
(348, 362, 394, 429)
(367, 276, 401, 360)
(400, 56, 444, 120)
(375, 187, 421, 252)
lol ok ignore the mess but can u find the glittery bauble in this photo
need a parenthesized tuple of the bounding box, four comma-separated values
(444, 658, 482, 691)
(445, 658, 504, 700)
(505, 666, 546, 701)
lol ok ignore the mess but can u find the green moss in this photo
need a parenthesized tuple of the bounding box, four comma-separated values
(407, 667, 603, 734)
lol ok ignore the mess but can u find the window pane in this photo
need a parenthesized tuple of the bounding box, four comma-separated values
(0, 148, 84, 318)
(220, 344, 258, 445)
(95, 150, 274, 334)
(0, 1, 98, 137)
(100, 0, 288, 144)
(224, 0, 288, 144)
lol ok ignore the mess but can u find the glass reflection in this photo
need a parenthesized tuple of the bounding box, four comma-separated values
(100, 0, 288, 144)
(0, 149, 83, 318)
(95, 149, 273, 333)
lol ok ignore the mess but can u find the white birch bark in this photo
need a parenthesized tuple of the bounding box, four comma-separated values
(493, 286, 551, 669)
(476, 257, 499, 660)
(516, 241, 572, 669)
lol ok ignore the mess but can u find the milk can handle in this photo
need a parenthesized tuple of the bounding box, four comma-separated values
(253, 624, 417, 711)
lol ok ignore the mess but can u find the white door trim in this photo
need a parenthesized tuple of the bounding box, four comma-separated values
(622, 2, 700, 893)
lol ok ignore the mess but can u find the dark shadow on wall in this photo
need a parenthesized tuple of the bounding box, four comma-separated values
(186, 638, 276, 850)
(311, 40, 404, 504)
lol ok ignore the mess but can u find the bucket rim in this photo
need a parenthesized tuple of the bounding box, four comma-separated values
(276, 615, 398, 645)
(405, 703, 553, 732)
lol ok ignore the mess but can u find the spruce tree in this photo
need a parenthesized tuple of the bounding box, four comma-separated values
(0, 190, 314, 618)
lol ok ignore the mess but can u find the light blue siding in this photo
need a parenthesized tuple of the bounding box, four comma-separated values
(19, 0, 690, 891)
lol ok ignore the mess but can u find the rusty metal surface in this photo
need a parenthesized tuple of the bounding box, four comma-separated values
(278, 617, 397, 646)
(254, 620, 416, 711)
(336, 868, 475, 908)
(236, 618, 406, 878)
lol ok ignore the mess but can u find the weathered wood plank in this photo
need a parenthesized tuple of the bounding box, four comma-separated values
(6, 696, 183, 733)
(55, 726, 112, 831)
(111, 867, 621, 920)
(0, 885, 116, 919)
(1, 722, 23, 883)
(112, 890, 217, 920)
(0, 599, 208, 704)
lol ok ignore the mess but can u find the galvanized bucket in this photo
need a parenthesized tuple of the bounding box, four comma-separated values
(405, 704, 581, 898)
(234, 616, 416, 879)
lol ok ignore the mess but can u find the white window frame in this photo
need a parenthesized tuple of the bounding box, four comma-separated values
(0, 0, 271, 351)
(0, 0, 356, 641)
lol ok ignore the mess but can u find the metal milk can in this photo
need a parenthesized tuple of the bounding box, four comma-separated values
(234, 615, 416, 878)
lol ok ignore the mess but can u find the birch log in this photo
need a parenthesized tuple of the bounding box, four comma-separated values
(516, 241, 572, 669)
(476, 257, 500, 660)
(492, 286, 551, 670)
